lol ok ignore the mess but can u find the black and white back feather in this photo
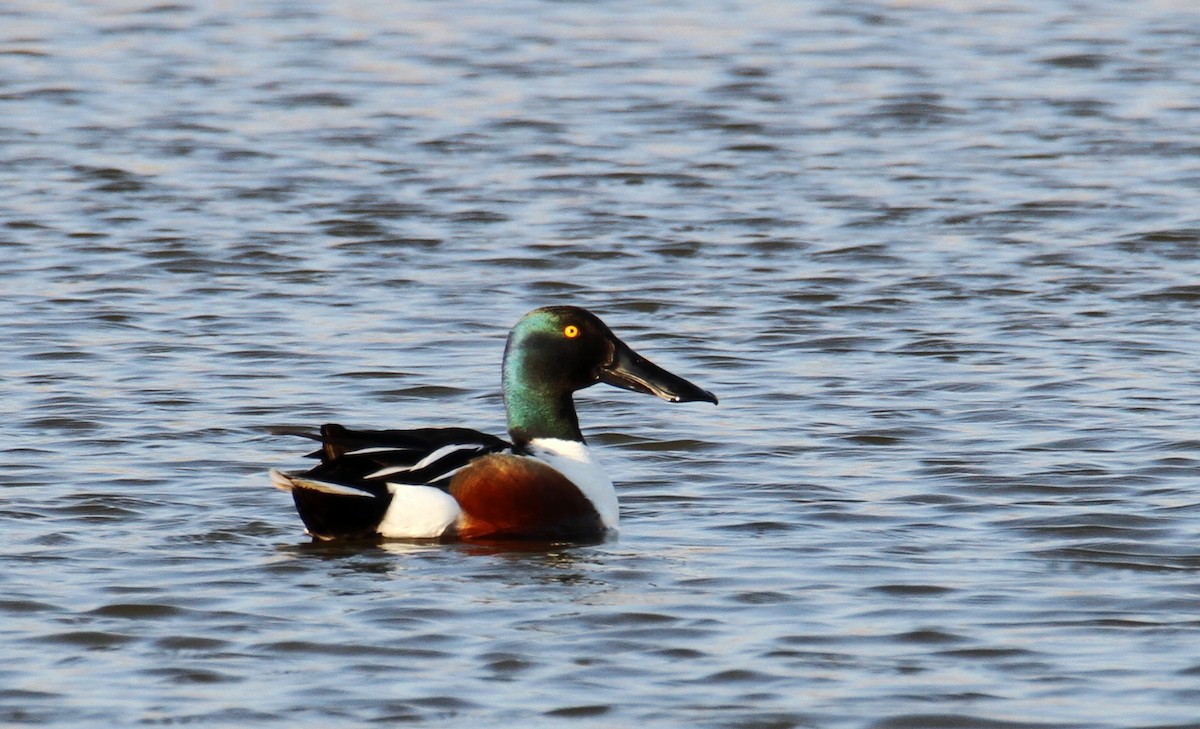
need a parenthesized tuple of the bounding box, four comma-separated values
(270, 424, 512, 540)
(303, 423, 512, 491)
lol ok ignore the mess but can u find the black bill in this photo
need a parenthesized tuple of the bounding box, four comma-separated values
(599, 336, 718, 405)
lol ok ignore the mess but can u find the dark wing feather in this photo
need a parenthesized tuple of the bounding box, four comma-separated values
(304, 423, 511, 489)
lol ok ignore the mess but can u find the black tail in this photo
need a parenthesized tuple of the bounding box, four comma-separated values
(291, 485, 389, 541)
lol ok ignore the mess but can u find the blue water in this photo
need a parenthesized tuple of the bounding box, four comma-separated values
(3, 1, 1200, 726)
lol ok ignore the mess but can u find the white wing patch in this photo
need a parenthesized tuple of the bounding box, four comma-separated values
(526, 438, 619, 530)
(364, 442, 492, 481)
(343, 446, 419, 456)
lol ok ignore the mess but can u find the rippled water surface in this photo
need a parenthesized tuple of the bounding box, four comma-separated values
(4, 1, 1200, 726)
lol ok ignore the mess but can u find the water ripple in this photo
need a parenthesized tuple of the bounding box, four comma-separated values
(3, 0, 1200, 727)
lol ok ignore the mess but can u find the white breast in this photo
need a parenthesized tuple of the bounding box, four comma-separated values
(526, 438, 619, 530)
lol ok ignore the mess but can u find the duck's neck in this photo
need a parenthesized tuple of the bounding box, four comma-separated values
(503, 373, 584, 447)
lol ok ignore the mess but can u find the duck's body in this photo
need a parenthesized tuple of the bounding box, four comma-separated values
(270, 306, 716, 542)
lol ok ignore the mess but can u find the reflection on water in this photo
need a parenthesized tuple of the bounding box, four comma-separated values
(4, 0, 1200, 727)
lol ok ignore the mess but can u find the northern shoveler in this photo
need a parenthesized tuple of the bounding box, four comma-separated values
(270, 306, 717, 542)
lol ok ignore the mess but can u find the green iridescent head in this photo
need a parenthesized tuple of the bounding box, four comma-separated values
(501, 306, 717, 446)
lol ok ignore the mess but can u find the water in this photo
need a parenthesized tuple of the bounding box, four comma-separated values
(3, 0, 1200, 726)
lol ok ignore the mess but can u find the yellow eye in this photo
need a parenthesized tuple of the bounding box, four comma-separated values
(563, 325, 580, 338)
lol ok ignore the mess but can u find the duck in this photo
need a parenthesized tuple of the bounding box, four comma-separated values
(269, 305, 717, 542)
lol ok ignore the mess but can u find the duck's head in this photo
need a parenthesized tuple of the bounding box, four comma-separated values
(502, 306, 717, 445)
